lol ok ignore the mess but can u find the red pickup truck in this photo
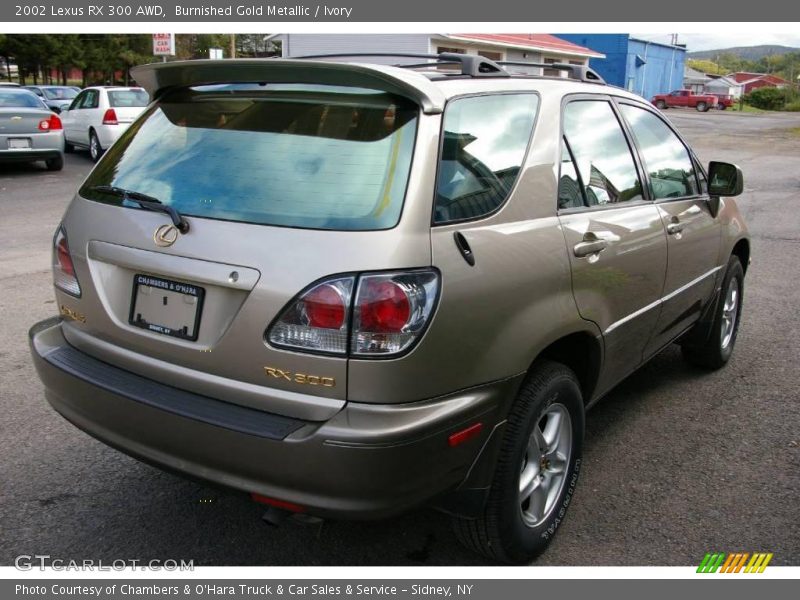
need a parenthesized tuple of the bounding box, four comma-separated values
(710, 94, 735, 110)
(651, 90, 719, 112)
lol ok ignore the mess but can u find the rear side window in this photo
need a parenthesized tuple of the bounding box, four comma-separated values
(108, 89, 149, 107)
(434, 94, 538, 224)
(619, 104, 698, 199)
(561, 100, 644, 208)
(80, 84, 418, 231)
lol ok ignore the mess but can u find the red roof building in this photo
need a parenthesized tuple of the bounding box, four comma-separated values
(728, 72, 790, 94)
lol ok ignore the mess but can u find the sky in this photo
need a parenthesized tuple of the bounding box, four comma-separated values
(633, 33, 800, 52)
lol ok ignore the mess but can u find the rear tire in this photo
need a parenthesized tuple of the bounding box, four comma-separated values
(682, 256, 744, 370)
(696, 102, 708, 112)
(89, 130, 103, 163)
(45, 156, 64, 171)
(452, 361, 584, 564)
(717, 104, 726, 110)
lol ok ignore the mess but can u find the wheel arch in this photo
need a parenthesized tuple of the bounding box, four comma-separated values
(531, 329, 603, 405)
(731, 238, 750, 274)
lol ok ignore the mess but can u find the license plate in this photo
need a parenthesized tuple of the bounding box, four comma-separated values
(129, 274, 205, 341)
(7, 138, 31, 149)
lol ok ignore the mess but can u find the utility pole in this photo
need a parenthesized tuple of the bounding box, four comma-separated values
(229, 34, 236, 59)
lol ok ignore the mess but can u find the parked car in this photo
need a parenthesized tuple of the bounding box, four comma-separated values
(0, 81, 21, 87)
(710, 93, 735, 110)
(23, 85, 81, 114)
(29, 55, 750, 563)
(60, 86, 149, 162)
(652, 89, 719, 112)
(0, 87, 64, 170)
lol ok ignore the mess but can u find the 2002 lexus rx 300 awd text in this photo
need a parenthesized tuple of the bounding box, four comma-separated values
(29, 54, 750, 563)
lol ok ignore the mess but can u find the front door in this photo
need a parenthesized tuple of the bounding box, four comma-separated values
(558, 98, 667, 395)
(617, 103, 722, 356)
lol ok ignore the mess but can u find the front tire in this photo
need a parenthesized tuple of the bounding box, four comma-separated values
(452, 361, 584, 563)
(89, 130, 103, 163)
(696, 102, 708, 112)
(655, 100, 667, 109)
(682, 256, 744, 369)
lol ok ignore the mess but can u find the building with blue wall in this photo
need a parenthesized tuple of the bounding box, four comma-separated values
(557, 34, 686, 100)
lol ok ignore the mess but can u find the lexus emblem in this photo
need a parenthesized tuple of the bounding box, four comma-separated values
(153, 224, 179, 247)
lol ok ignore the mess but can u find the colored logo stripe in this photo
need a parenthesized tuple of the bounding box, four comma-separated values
(697, 552, 773, 573)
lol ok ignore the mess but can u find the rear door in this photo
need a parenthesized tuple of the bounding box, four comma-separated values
(557, 97, 667, 394)
(617, 102, 722, 356)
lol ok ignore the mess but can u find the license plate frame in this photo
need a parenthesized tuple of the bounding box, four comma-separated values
(7, 138, 31, 149)
(128, 274, 205, 341)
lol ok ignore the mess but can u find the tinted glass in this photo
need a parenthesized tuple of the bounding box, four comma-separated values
(563, 101, 643, 206)
(620, 105, 698, 199)
(80, 84, 418, 231)
(0, 90, 44, 108)
(81, 90, 99, 109)
(558, 139, 584, 210)
(43, 87, 79, 100)
(434, 94, 538, 224)
(108, 89, 149, 107)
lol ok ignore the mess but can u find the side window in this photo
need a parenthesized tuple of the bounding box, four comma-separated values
(68, 91, 85, 111)
(696, 161, 708, 195)
(558, 139, 584, 209)
(81, 90, 99, 109)
(562, 100, 644, 207)
(434, 94, 538, 224)
(620, 104, 698, 199)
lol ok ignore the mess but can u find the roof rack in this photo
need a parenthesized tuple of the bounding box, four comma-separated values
(295, 53, 605, 84)
(297, 53, 509, 77)
(498, 61, 605, 84)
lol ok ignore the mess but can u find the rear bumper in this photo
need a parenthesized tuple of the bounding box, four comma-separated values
(30, 317, 517, 519)
(0, 149, 62, 162)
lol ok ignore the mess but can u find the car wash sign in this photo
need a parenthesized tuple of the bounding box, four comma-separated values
(152, 33, 175, 56)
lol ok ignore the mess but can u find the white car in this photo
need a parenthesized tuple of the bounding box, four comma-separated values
(60, 86, 149, 162)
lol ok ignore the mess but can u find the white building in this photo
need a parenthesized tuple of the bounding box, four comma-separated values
(275, 33, 604, 73)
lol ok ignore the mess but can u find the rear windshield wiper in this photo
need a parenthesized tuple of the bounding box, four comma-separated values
(89, 185, 190, 234)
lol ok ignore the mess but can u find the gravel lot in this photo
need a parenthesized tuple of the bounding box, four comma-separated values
(1, 110, 798, 566)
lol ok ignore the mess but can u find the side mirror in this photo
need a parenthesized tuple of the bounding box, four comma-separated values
(708, 161, 743, 197)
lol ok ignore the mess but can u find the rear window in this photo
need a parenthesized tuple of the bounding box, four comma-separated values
(43, 87, 78, 100)
(80, 84, 417, 231)
(107, 89, 149, 107)
(0, 90, 42, 108)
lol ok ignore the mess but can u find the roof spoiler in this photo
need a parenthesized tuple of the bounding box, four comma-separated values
(130, 58, 447, 114)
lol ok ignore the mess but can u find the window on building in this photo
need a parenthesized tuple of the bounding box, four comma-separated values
(619, 104, 698, 199)
(478, 50, 504, 61)
(561, 100, 644, 207)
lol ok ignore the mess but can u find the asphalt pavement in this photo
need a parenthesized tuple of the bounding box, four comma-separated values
(1, 111, 798, 566)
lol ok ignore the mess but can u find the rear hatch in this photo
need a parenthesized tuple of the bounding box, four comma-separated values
(58, 77, 430, 420)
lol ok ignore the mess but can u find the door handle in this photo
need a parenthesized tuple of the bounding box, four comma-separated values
(666, 221, 685, 235)
(573, 238, 608, 258)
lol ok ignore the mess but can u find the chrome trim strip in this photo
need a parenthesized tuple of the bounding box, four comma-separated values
(604, 266, 722, 335)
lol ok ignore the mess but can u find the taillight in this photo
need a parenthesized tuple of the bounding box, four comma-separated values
(351, 271, 439, 356)
(53, 227, 81, 297)
(38, 114, 62, 131)
(266, 270, 439, 358)
(102, 109, 118, 125)
(267, 277, 354, 355)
